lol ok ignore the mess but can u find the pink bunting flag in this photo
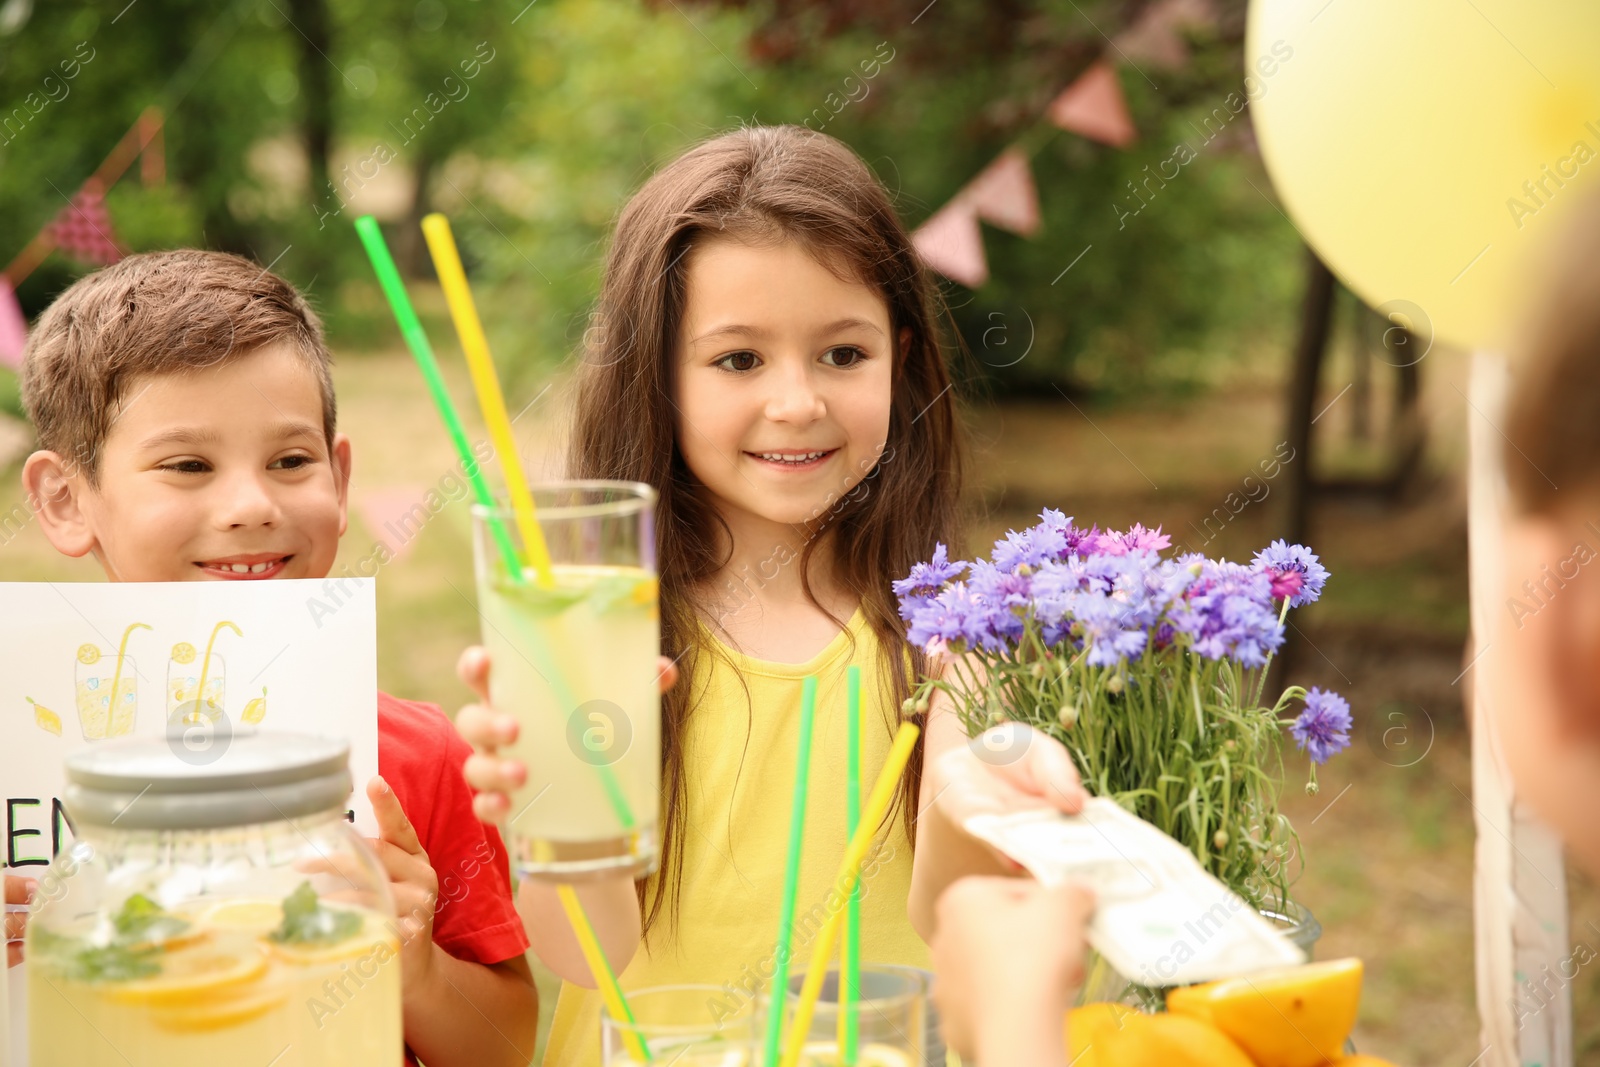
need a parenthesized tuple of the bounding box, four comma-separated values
(912, 200, 988, 289)
(964, 149, 1041, 238)
(46, 180, 123, 266)
(356, 487, 433, 563)
(1114, 0, 1216, 70)
(0, 277, 26, 371)
(1047, 60, 1138, 148)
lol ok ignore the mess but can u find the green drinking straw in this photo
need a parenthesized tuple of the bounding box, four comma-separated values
(839, 664, 862, 1063)
(352, 214, 636, 833)
(763, 675, 818, 1067)
(353, 215, 520, 574)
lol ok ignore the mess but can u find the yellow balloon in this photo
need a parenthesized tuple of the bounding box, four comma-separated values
(1246, 1, 1600, 352)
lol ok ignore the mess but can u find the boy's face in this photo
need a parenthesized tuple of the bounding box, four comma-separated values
(30, 343, 350, 582)
(1492, 510, 1600, 879)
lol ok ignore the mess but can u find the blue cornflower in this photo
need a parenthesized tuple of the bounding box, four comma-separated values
(993, 523, 1068, 572)
(893, 542, 967, 621)
(906, 582, 1006, 654)
(1291, 687, 1352, 764)
(1252, 540, 1330, 608)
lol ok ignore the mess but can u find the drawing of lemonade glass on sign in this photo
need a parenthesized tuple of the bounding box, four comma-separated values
(70, 621, 151, 741)
(167, 620, 247, 727)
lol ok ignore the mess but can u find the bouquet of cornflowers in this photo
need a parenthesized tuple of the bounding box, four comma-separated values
(895, 509, 1352, 908)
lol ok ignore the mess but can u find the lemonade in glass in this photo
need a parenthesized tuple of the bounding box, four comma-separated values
(471, 482, 660, 880)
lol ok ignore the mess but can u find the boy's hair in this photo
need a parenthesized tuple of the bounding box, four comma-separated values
(21, 249, 336, 484)
(568, 123, 970, 940)
(1504, 194, 1600, 515)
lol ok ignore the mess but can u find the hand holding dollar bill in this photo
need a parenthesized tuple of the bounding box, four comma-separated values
(964, 798, 1304, 987)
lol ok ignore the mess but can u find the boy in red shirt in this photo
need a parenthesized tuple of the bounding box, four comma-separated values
(10, 249, 538, 1066)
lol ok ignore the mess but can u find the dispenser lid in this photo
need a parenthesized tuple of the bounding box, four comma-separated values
(64, 732, 352, 830)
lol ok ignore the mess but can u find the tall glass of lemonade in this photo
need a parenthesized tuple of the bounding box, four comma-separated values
(471, 481, 660, 880)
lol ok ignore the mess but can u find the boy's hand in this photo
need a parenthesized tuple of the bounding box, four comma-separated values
(931, 876, 1094, 1065)
(927, 723, 1087, 867)
(6, 874, 34, 968)
(366, 776, 439, 998)
(455, 646, 679, 825)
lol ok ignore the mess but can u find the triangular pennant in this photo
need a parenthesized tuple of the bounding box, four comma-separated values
(46, 180, 123, 266)
(138, 108, 166, 187)
(912, 200, 989, 288)
(965, 149, 1041, 238)
(1114, 0, 1216, 69)
(356, 486, 432, 563)
(1047, 60, 1138, 148)
(0, 277, 27, 371)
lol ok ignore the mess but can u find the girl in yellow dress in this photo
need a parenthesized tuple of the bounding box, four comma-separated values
(456, 123, 1089, 1066)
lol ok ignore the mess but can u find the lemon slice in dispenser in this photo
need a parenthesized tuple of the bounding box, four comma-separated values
(106, 939, 269, 1005)
(200, 899, 285, 936)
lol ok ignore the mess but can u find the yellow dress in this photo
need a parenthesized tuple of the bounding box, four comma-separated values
(540, 605, 931, 1065)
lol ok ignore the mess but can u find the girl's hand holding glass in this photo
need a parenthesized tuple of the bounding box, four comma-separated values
(456, 646, 680, 825)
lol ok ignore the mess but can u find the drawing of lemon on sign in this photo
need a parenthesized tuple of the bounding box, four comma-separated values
(26, 696, 62, 735)
(74, 622, 151, 741)
(242, 686, 267, 725)
(168, 621, 241, 726)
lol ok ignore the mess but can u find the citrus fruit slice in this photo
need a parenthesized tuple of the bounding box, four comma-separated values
(1067, 1001, 1139, 1065)
(171, 641, 196, 664)
(1166, 957, 1364, 1067)
(268, 912, 396, 967)
(77, 643, 101, 665)
(200, 899, 285, 935)
(105, 940, 269, 1005)
(151, 984, 289, 1032)
(1095, 1011, 1255, 1067)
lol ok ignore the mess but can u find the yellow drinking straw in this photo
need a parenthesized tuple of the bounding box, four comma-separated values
(419, 213, 555, 587)
(557, 884, 651, 1063)
(188, 620, 241, 724)
(106, 622, 151, 728)
(417, 214, 647, 1056)
(780, 723, 921, 1067)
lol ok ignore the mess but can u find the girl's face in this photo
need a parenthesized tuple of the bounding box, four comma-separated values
(674, 236, 898, 532)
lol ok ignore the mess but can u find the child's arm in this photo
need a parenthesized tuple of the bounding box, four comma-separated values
(6, 873, 33, 967)
(456, 646, 679, 985)
(367, 777, 539, 1067)
(907, 654, 1088, 941)
(930, 876, 1093, 1066)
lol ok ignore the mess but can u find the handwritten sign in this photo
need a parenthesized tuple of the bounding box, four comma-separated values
(0, 578, 379, 848)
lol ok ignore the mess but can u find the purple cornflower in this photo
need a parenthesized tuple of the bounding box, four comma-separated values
(1252, 540, 1330, 608)
(1072, 593, 1149, 667)
(906, 582, 1006, 654)
(893, 542, 967, 621)
(1170, 560, 1284, 667)
(992, 524, 1068, 572)
(1291, 687, 1352, 764)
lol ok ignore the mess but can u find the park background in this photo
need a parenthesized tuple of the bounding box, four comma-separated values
(1, 0, 1597, 1062)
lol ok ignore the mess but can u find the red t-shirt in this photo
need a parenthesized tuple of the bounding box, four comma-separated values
(378, 692, 530, 1062)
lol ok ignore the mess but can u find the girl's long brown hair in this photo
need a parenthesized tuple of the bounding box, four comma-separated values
(566, 124, 968, 940)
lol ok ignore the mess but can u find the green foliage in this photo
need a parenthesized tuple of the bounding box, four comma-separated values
(0, 0, 1302, 398)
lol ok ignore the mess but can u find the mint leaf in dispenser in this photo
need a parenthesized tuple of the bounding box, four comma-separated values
(112, 892, 192, 945)
(269, 881, 361, 946)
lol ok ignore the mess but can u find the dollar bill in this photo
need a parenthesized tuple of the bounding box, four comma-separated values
(964, 799, 1304, 986)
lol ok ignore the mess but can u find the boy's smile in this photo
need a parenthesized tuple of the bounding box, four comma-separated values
(26, 343, 350, 583)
